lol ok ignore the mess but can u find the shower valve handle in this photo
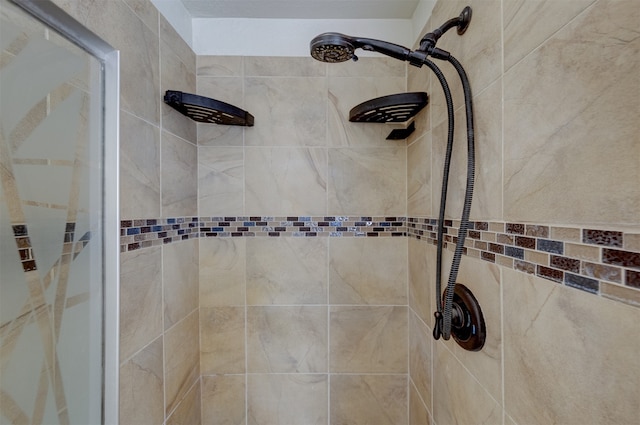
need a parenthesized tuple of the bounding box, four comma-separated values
(433, 311, 443, 340)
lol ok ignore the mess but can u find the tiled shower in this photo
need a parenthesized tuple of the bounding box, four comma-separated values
(54, 0, 640, 424)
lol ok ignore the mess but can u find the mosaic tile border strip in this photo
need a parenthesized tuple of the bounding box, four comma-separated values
(119, 216, 406, 252)
(407, 218, 640, 307)
(119, 216, 640, 308)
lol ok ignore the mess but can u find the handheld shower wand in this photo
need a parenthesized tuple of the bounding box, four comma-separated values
(309, 6, 472, 66)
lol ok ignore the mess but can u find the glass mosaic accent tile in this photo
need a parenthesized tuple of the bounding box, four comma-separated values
(119, 216, 640, 309)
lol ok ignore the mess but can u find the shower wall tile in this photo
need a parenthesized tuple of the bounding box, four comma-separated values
(119, 337, 164, 425)
(409, 311, 432, 413)
(244, 77, 327, 146)
(201, 375, 246, 425)
(244, 56, 326, 77)
(122, 0, 159, 35)
(245, 147, 328, 215)
(330, 306, 407, 373)
(432, 78, 502, 221)
(166, 382, 201, 425)
(197, 55, 243, 76)
(247, 374, 328, 425)
(503, 0, 596, 71)
(161, 131, 197, 217)
(196, 76, 244, 147)
(409, 382, 432, 425)
(198, 147, 244, 215)
(55, 0, 161, 124)
(327, 56, 406, 78)
(407, 62, 431, 144)
(408, 236, 433, 324)
(407, 131, 431, 216)
(503, 268, 640, 424)
(327, 76, 406, 147)
(328, 147, 406, 215)
(161, 39, 197, 144)
(433, 342, 502, 425)
(164, 310, 200, 416)
(200, 306, 245, 374)
(330, 374, 408, 425)
(247, 306, 328, 373)
(160, 15, 195, 75)
(504, 0, 640, 225)
(119, 111, 160, 219)
(119, 246, 162, 361)
(163, 238, 198, 330)
(428, 0, 501, 128)
(246, 237, 328, 305)
(329, 237, 407, 305)
(445, 252, 502, 401)
(199, 236, 246, 308)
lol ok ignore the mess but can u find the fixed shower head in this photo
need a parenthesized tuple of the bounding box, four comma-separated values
(310, 32, 415, 63)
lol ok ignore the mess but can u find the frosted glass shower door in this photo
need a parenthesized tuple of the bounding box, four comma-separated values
(0, 0, 119, 423)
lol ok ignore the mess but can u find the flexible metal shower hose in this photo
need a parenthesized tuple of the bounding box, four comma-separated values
(423, 55, 475, 340)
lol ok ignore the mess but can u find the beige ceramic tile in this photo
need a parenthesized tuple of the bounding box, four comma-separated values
(624, 233, 640, 252)
(409, 381, 432, 425)
(409, 311, 432, 413)
(244, 56, 326, 77)
(327, 57, 406, 78)
(119, 337, 164, 425)
(245, 147, 327, 216)
(550, 226, 581, 242)
(161, 40, 197, 144)
(163, 239, 199, 329)
(328, 147, 406, 216)
(119, 111, 160, 218)
(122, 0, 158, 34)
(164, 311, 200, 416)
(432, 79, 502, 221)
(407, 132, 432, 216)
(200, 307, 245, 374)
(409, 238, 433, 324)
(446, 253, 502, 401)
(503, 0, 596, 70)
(201, 375, 246, 425)
(197, 56, 243, 76)
(600, 282, 640, 308)
(330, 306, 407, 373)
(198, 147, 244, 215)
(161, 131, 197, 217)
(407, 61, 431, 145)
(329, 237, 407, 305)
(504, 0, 640, 225)
(119, 247, 162, 360)
(503, 268, 640, 424)
(246, 237, 327, 305)
(56, 0, 161, 124)
(247, 306, 327, 373)
(565, 242, 600, 262)
(247, 374, 328, 425)
(330, 374, 407, 425)
(199, 237, 245, 307)
(196, 76, 245, 147)
(433, 342, 502, 425)
(327, 76, 406, 147)
(245, 77, 327, 146)
(160, 15, 195, 74)
(166, 381, 201, 425)
(428, 0, 502, 128)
